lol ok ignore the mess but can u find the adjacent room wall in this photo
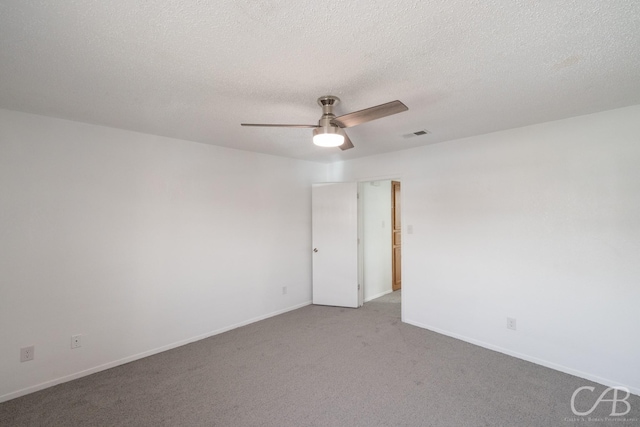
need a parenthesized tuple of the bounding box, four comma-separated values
(0, 109, 326, 402)
(362, 180, 393, 301)
(328, 105, 640, 394)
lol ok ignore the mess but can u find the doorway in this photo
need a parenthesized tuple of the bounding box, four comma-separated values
(360, 179, 401, 303)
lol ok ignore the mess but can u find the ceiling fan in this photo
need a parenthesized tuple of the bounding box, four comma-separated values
(241, 96, 408, 150)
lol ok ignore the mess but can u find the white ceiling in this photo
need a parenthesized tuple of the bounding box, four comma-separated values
(1, 1, 639, 163)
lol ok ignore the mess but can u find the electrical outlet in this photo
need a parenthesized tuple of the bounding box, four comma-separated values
(282, 286, 287, 295)
(71, 334, 82, 349)
(20, 346, 34, 362)
(507, 317, 517, 331)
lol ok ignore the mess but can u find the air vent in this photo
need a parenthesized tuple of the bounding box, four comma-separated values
(402, 129, 431, 138)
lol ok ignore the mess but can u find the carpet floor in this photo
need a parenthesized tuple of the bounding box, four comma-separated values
(1, 291, 638, 426)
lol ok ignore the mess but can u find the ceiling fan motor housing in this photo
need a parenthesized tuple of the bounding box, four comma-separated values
(314, 96, 345, 146)
(317, 95, 343, 130)
(313, 124, 344, 137)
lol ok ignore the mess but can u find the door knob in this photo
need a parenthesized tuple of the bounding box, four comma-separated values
(313, 248, 318, 252)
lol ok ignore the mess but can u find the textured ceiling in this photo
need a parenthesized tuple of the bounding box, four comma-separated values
(1, 1, 639, 163)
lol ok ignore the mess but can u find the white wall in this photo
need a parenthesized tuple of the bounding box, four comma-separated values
(0, 109, 326, 402)
(3, 104, 639, 401)
(328, 105, 640, 394)
(362, 181, 393, 301)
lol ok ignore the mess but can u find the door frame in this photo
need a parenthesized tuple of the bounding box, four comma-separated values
(391, 180, 401, 292)
(311, 175, 404, 315)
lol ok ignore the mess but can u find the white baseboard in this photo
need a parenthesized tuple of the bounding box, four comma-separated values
(364, 289, 393, 302)
(0, 301, 312, 403)
(403, 318, 639, 397)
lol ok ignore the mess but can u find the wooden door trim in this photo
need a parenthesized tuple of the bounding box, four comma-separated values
(391, 181, 401, 291)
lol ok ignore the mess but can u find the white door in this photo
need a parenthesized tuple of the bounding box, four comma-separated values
(312, 182, 359, 308)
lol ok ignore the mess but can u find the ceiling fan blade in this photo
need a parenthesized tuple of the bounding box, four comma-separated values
(332, 100, 408, 128)
(339, 132, 354, 150)
(241, 123, 319, 128)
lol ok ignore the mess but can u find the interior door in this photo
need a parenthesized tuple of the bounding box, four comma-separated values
(312, 182, 359, 308)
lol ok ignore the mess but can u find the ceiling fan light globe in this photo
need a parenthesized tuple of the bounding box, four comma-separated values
(313, 127, 345, 147)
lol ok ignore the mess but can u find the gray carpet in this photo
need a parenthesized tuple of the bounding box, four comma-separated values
(1, 291, 638, 426)
(375, 290, 401, 304)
